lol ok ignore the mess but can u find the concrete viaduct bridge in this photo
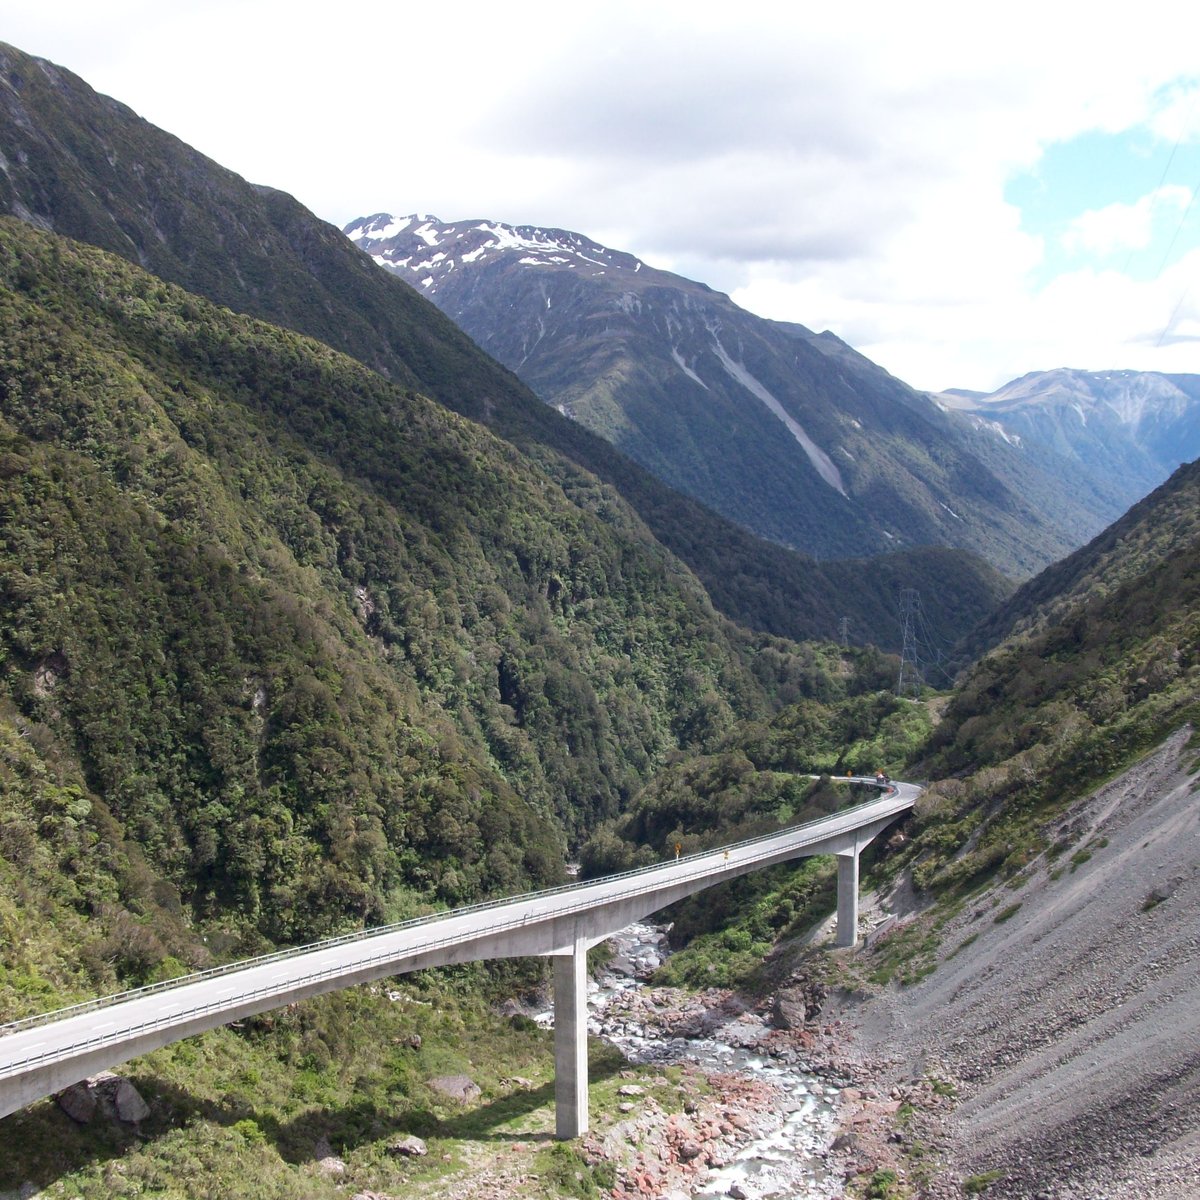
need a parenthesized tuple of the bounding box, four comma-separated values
(0, 779, 917, 1137)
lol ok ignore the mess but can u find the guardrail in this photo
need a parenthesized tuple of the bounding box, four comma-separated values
(0, 779, 912, 1069)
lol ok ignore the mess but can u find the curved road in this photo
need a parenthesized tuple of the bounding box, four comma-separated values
(0, 778, 918, 1129)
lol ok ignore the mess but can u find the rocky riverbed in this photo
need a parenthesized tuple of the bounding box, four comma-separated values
(546, 922, 919, 1200)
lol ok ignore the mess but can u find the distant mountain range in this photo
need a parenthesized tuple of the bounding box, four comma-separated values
(935, 368, 1200, 502)
(346, 214, 1198, 578)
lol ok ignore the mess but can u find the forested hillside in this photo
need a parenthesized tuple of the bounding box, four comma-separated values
(0, 42, 1008, 650)
(907, 459, 1200, 898)
(0, 217, 851, 996)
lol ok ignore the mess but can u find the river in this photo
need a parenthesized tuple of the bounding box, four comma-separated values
(562, 922, 845, 1199)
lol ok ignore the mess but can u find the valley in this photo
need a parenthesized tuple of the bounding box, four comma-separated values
(0, 35, 1198, 1200)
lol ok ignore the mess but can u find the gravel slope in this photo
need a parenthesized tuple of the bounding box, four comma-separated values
(840, 728, 1200, 1198)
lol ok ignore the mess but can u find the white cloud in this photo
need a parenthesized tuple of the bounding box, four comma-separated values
(2, 0, 1198, 391)
(1062, 187, 1193, 257)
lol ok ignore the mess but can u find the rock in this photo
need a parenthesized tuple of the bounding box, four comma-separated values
(770, 982, 825, 1030)
(56, 1082, 98, 1124)
(618, 1084, 645, 1096)
(428, 1073, 481, 1103)
(387, 1134, 428, 1157)
(676, 1140, 703, 1161)
(83, 1072, 150, 1123)
(729, 1185, 751, 1199)
(317, 1156, 347, 1176)
(111, 1078, 151, 1123)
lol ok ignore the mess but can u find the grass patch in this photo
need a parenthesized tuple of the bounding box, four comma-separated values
(535, 1142, 613, 1198)
(864, 1167, 902, 1198)
(964, 1168, 1005, 1193)
(992, 903, 1021, 924)
(946, 932, 979, 960)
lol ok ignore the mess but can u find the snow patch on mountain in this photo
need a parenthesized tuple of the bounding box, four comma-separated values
(344, 213, 646, 283)
(709, 335, 846, 496)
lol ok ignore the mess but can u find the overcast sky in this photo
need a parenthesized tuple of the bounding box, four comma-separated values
(4, 1, 1198, 391)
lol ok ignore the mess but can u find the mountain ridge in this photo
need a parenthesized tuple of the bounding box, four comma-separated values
(932, 367, 1200, 507)
(347, 212, 1138, 578)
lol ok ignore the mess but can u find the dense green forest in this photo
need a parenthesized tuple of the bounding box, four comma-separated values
(0, 217, 865, 990)
(0, 213, 933, 1198)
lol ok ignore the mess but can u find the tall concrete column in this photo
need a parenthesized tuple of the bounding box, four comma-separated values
(836, 851, 860, 948)
(553, 938, 589, 1139)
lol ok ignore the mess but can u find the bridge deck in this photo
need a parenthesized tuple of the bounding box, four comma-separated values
(0, 779, 918, 1125)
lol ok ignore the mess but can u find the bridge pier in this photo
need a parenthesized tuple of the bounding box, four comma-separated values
(553, 937, 589, 1138)
(835, 850, 860, 948)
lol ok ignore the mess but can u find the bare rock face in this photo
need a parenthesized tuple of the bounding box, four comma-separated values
(428, 1074, 481, 1103)
(109, 1076, 151, 1123)
(771, 981, 826, 1031)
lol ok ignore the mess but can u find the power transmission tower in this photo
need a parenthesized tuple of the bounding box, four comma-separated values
(839, 616, 850, 649)
(897, 589, 923, 696)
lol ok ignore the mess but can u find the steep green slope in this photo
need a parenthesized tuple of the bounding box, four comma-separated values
(0, 42, 1008, 651)
(958, 459, 1200, 663)
(0, 217, 810, 966)
(906, 460, 1200, 896)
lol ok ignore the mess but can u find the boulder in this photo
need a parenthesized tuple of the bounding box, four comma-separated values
(56, 1082, 98, 1124)
(79, 1072, 150, 1123)
(387, 1134, 428, 1157)
(770, 982, 826, 1030)
(428, 1073, 481, 1103)
(111, 1077, 151, 1123)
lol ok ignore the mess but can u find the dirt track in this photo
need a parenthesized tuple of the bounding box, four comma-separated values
(837, 728, 1200, 1198)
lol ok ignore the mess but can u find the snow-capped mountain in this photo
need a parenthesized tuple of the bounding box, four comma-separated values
(345, 213, 646, 286)
(345, 214, 1150, 575)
